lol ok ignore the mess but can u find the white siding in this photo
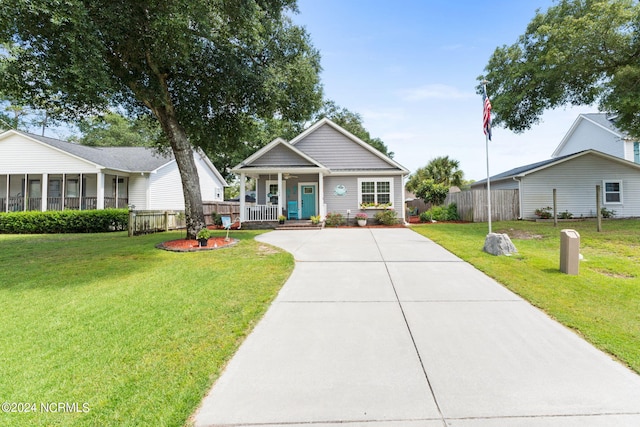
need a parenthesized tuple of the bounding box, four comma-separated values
(149, 162, 185, 210)
(0, 133, 99, 174)
(195, 155, 225, 202)
(148, 154, 225, 210)
(521, 154, 640, 218)
(623, 140, 640, 163)
(555, 120, 624, 158)
(128, 175, 149, 209)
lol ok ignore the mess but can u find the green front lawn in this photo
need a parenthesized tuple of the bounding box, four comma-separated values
(0, 230, 293, 427)
(412, 219, 640, 373)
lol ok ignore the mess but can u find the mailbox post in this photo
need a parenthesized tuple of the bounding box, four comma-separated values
(560, 229, 580, 275)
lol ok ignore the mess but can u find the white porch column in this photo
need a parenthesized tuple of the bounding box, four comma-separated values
(5, 174, 9, 213)
(96, 172, 105, 210)
(239, 173, 246, 222)
(79, 173, 84, 210)
(114, 174, 119, 209)
(23, 173, 27, 211)
(318, 172, 325, 218)
(277, 172, 283, 217)
(41, 173, 48, 211)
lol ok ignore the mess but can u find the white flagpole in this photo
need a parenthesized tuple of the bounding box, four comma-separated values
(485, 128, 492, 234)
(482, 80, 492, 234)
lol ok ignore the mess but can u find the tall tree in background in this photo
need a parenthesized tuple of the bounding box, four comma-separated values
(71, 112, 161, 147)
(406, 156, 464, 193)
(0, 0, 322, 238)
(480, 0, 640, 136)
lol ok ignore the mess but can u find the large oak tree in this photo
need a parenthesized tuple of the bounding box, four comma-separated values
(480, 0, 640, 137)
(0, 0, 322, 238)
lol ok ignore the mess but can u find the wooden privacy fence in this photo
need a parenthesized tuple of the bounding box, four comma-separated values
(128, 201, 241, 236)
(202, 201, 241, 224)
(445, 189, 519, 222)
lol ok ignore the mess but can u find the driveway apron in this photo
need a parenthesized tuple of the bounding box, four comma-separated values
(193, 228, 640, 427)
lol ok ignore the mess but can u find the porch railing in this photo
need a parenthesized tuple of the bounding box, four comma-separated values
(104, 197, 129, 209)
(1, 196, 127, 212)
(244, 204, 278, 221)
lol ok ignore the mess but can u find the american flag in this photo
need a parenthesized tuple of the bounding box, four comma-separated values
(483, 86, 492, 141)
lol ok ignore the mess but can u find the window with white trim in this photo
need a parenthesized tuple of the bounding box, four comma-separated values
(265, 180, 279, 204)
(603, 180, 622, 204)
(358, 178, 393, 207)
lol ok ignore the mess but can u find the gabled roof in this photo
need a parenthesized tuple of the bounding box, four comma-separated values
(0, 130, 229, 184)
(231, 137, 328, 172)
(473, 149, 640, 186)
(1, 129, 173, 172)
(232, 118, 409, 175)
(289, 118, 409, 173)
(551, 113, 624, 157)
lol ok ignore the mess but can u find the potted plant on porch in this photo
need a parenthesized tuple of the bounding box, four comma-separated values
(355, 212, 368, 227)
(196, 228, 212, 247)
(278, 215, 286, 225)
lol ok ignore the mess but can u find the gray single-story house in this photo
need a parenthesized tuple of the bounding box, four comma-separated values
(0, 129, 227, 212)
(231, 118, 409, 224)
(471, 150, 640, 219)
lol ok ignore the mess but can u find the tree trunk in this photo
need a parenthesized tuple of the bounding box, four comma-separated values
(153, 106, 206, 239)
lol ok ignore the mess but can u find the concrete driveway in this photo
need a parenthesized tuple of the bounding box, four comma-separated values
(193, 228, 640, 427)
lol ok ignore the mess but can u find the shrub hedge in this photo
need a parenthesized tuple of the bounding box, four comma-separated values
(0, 209, 129, 234)
(374, 209, 399, 225)
(419, 203, 459, 222)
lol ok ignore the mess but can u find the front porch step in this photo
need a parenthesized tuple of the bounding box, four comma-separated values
(276, 220, 323, 230)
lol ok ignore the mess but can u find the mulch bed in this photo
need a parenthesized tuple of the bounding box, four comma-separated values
(156, 237, 239, 252)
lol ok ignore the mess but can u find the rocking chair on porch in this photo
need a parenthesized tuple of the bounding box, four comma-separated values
(287, 201, 299, 220)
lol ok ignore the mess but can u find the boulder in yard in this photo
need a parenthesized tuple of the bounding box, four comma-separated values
(483, 233, 517, 256)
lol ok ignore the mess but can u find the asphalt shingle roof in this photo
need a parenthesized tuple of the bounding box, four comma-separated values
(473, 152, 584, 185)
(23, 132, 173, 172)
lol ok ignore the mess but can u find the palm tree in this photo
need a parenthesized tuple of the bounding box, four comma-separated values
(406, 156, 464, 192)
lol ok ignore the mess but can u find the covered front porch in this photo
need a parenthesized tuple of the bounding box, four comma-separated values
(237, 170, 327, 222)
(1, 172, 129, 212)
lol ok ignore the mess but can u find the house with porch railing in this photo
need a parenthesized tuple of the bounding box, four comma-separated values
(231, 118, 409, 224)
(0, 129, 227, 213)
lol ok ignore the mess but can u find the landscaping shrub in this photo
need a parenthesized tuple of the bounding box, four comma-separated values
(324, 212, 344, 227)
(0, 209, 128, 234)
(210, 212, 222, 226)
(559, 210, 573, 219)
(374, 209, 399, 225)
(601, 207, 616, 218)
(420, 203, 459, 222)
(535, 206, 553, 219)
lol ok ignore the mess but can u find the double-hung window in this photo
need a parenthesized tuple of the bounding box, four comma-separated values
(603, 180, 622, 204)
(358, 178, 393, 207)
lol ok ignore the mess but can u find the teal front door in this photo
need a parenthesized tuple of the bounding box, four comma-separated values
(300, 185, 316, 219)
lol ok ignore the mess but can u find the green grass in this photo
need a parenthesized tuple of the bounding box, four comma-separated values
(0, 230, 293, 427)
(411, 219, 640, 373)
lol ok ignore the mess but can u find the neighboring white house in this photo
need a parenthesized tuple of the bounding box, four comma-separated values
(473, 112, 640, 219)
(232, 118, 409, 223)
(471, 150, 640, 219)
(552, 113, 640, 163)
(0, 129, 227, 212)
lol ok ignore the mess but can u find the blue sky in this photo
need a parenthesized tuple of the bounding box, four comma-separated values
(292, 0, 595, 181)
